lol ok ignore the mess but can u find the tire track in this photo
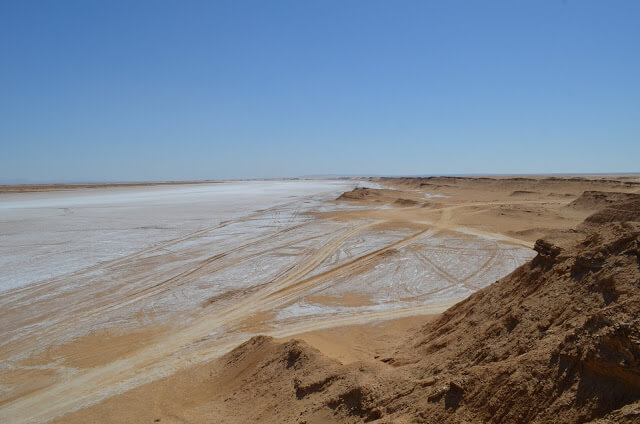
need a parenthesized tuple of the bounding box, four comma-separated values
(261, 228, 437, 308)
(0, 200, 539, 423)
(0, 224, 341, 354)
(0, 221, 383, 424)
(0, 200, 305, 304)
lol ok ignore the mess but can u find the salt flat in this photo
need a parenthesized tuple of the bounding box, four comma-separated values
(0, 179, 534, 424)
(0, 180, 365, 292)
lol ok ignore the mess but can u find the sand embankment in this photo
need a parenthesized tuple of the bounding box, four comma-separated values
(55, 185, 640, 424)
(2, 176, 639, 423)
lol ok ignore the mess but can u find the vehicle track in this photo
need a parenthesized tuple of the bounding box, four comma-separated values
(414, 245, 500, 291)
(262, 228, 437, 307)
(0, 221, 385, 423)
(0, 200, 305, 303)
(0, 225, 343, 355)
(0, 201, 538, 423)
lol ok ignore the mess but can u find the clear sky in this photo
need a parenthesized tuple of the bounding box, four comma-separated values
(1, 1, 639, 182)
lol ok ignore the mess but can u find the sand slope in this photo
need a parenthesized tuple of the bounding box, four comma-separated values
(45, 180, 640, 423)
(0, 178, 638, 422)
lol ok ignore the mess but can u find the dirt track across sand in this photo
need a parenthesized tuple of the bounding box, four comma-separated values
(2, 176, 638, 423)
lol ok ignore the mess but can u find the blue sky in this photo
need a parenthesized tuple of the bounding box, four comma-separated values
(1, 1, 639, 182)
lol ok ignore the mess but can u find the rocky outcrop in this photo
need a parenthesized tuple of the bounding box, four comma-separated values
(212, 199, 640, 423)
(585, 199, 640, 224)
(568, 190, 640, 210)
(337, 187, 383, 201)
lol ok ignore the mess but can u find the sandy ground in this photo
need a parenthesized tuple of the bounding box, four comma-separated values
(1, 176, 638, 423)
(46, 314, 440, 424)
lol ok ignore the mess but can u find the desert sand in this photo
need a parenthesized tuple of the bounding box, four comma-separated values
(1, 175, 639, 423)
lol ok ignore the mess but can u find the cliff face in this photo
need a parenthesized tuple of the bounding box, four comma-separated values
(173, 192, 640, 423)
(394, 219, 640, 423)
(567, 190, 640, 210)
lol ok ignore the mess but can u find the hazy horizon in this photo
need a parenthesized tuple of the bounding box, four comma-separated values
(4, 172, 640, 186)
(2, 1, 639, 182)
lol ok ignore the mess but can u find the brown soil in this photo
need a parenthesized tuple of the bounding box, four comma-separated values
(50, 179, 640, 424)
(567, 190, 640, 210)
(23, 326, 169, 369)
(336, 187, 426, 206)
